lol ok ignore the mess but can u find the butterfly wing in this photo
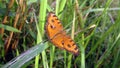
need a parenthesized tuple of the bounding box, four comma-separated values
(51, 32, 79, 55)
(45, 12, 63, 39)
(45, 12, 79, 56)
(63, 34, 79, 55)
(50, 32, 65, 49)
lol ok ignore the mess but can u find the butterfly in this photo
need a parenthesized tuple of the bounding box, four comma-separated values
(45, 12, 79, 56)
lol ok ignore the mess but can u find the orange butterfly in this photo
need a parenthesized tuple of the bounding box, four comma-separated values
(45, 12, 79, 56)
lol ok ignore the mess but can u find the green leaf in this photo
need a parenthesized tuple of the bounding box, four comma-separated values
(0, 24, 21, 33)
(2, 42, 47, 68)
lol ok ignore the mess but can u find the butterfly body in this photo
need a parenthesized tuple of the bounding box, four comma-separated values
(45, 12, 79, 56)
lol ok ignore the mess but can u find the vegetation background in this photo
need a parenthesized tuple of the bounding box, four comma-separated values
(0, 0, 120, 68)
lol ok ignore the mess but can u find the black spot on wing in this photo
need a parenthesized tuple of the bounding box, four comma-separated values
(55, 18, 59, 20)
(72, 43, 76, 46)
(51, 19, 54, 22)
(69, 39, 73, 42)
(74, 47, 78, 50)
(67, 44, 71, 48)
(50, 25, 56, 29)
(57, 22, 61, 24)
(61, 40, 64, 45)
(53, 14, 56, 17)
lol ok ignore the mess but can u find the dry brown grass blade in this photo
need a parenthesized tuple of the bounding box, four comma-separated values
(75, 0, 84, 29)
(12, 1, 27, 50)
(5, 7, 20, 52)
(5, 1, 27, 52)
(0, 0, 14, 37)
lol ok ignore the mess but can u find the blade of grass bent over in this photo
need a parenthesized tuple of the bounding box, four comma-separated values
(2, 42, 46, 68)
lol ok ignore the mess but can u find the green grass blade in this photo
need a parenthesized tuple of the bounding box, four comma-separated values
(35, 0, 48, 68)
(68, 11, 75, 68)
(96, 33, 120, 67)
(86, 0, 113, 58)
(2, 42, 46, 68)
(81, 45, 85, 68)
(0, 24, 21, 32)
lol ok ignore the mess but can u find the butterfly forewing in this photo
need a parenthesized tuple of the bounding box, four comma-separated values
(45, 12, 63, 39)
